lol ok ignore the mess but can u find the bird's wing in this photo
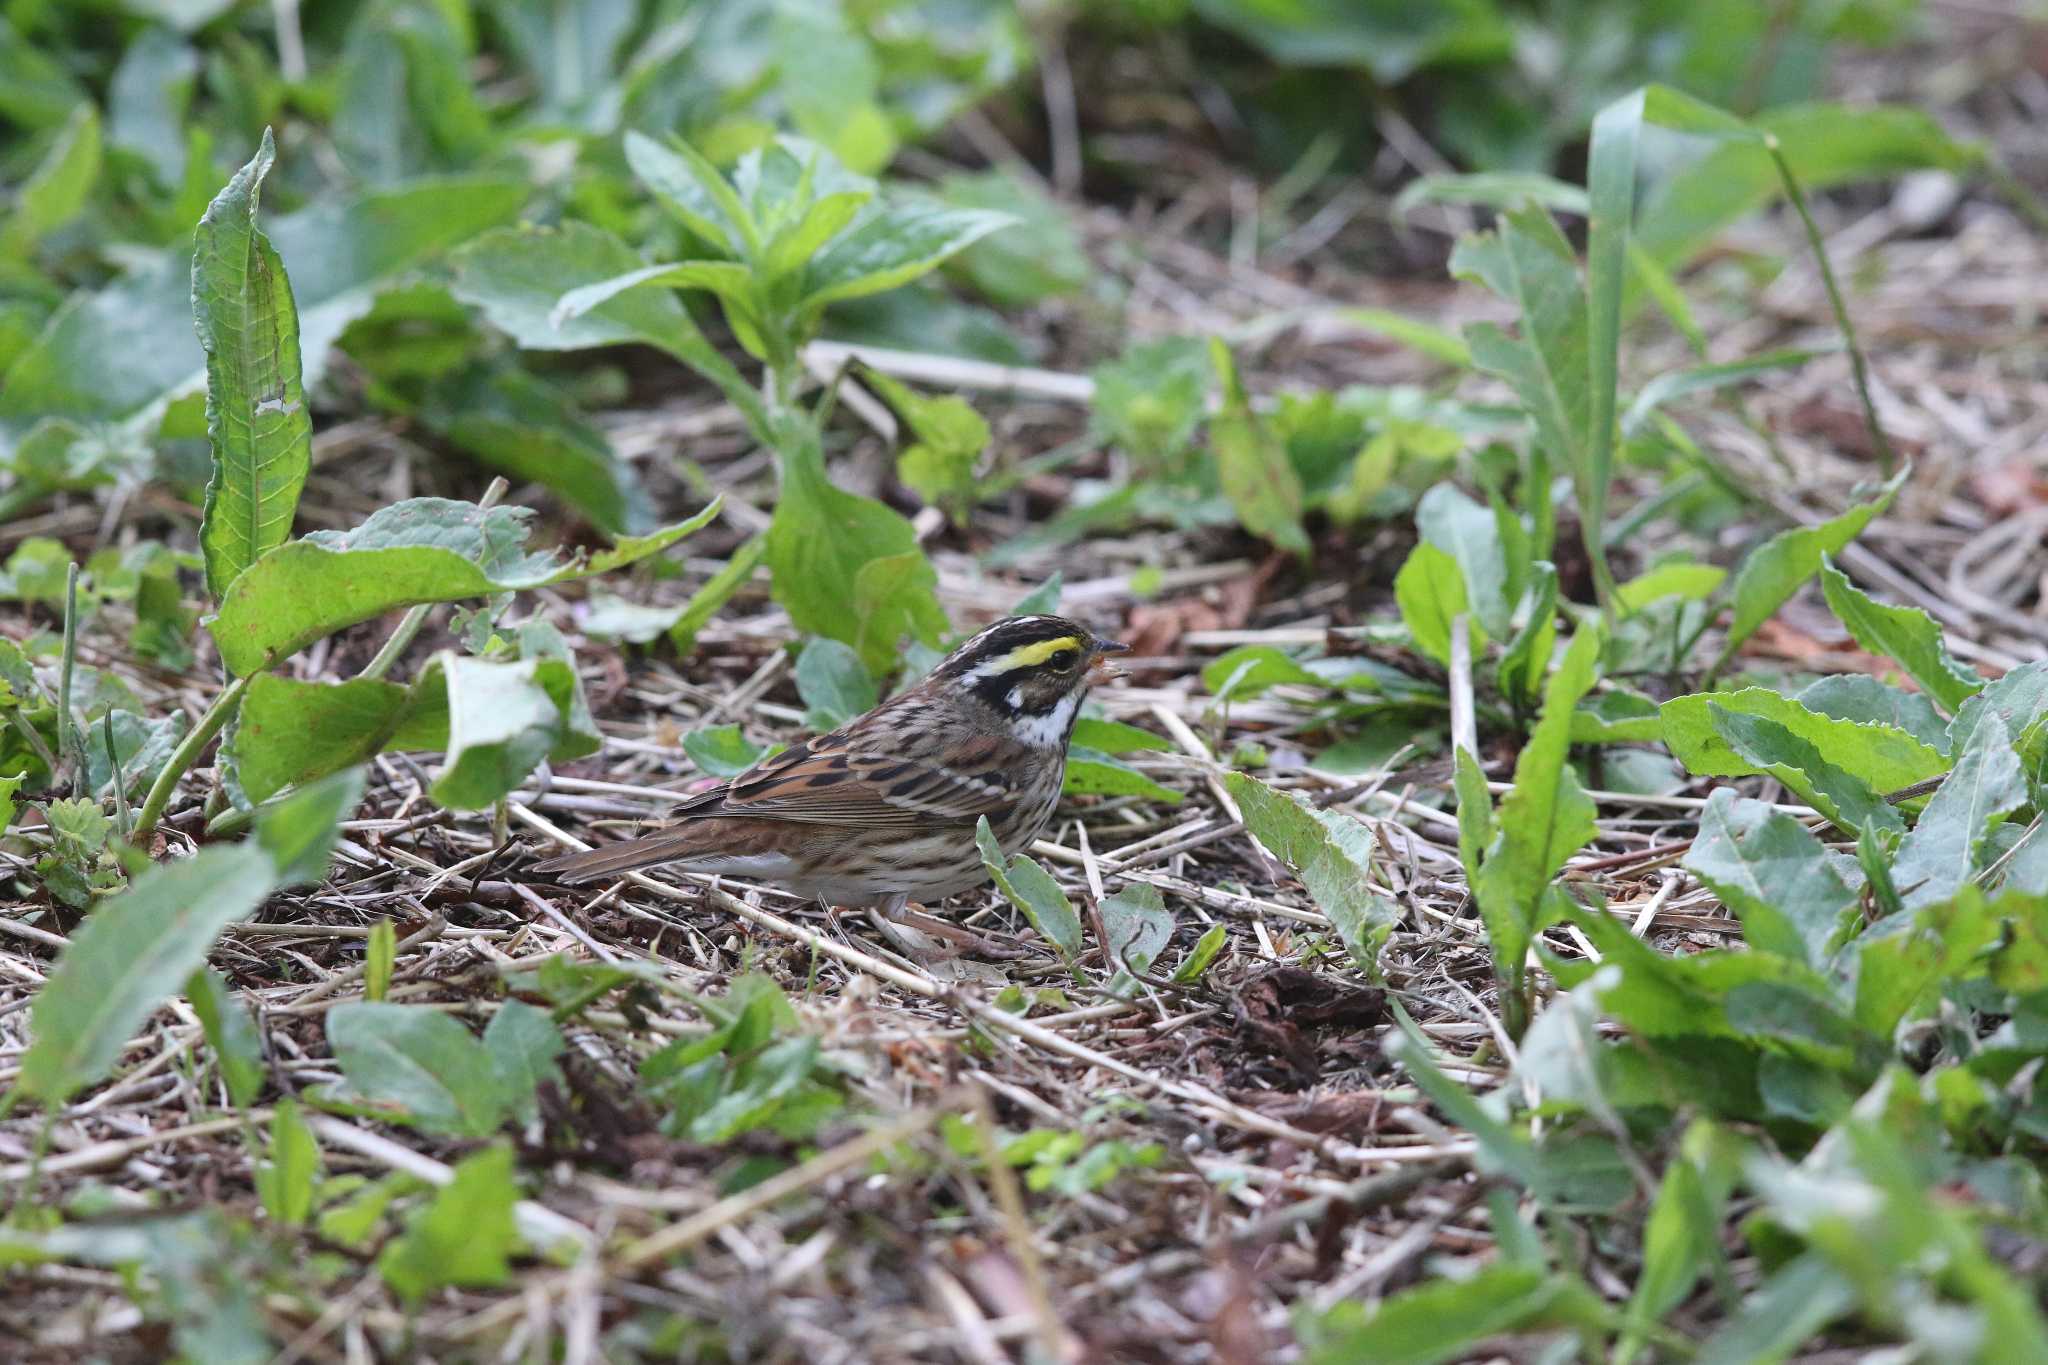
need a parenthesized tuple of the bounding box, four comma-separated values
(689, 732, 1024, 827)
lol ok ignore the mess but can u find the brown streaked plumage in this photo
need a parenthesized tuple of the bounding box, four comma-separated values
(529, 615, 1128, 910)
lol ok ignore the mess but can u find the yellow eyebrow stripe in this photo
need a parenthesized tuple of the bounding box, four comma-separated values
(1001, 636, 1082, 669)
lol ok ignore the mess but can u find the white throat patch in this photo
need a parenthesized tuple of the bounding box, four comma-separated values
(1013, 692, 1079, 748)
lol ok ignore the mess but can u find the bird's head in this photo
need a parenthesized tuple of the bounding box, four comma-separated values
(932, 614, 1129, 744)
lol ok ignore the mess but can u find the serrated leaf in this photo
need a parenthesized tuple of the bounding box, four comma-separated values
(1720, 468, 1906, 662)
(1818, 556, 1981, 713)
(18, 844, 276, 1104)
(1705, 703, 1902, 836)
(192, 128, 312, 601)
(1796, 674, 1948, 752)
(1891, 712, 2027, 911)
(622, 129, 755, 257)
(207, 497, 718, 674)
(1662, 687, 1947, 794)
(1685, 789, 1859, 966)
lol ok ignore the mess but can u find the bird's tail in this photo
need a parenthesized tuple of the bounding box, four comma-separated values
(529, 833, 702, 885)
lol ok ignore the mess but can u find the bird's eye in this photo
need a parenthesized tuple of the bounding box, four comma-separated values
(1046, 647, 1079, 670)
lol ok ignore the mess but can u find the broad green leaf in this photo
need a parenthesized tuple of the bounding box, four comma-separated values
(230, 675, 440, 804)
(1062, 750, 1183, 805)
(1661, 687, 1948, 794)
(1706, 703, 1902, 836)
(682, 724, 770, 778)
(1564, 902, 1841, 1041)
(1685, 789, 1859, 965)
(1209, 340, 1308, 557)
(799, 199, 1014, 310)
(1948, 659, 2048, 759)
(976, 816, 1082, 962)
(1720, 468, 1906, 662)
(1616, 561, 1726, 612)
(433, 653, 599, 810)
(186, 966, 265, 1108)
(482, 1000, 564, 1128)
(1, 175, 525, 440)
(1797, 674, 1948, 752)
(256, 1099, 321, 1228)
(256, 765, 366, 886)
(1069, 718, 1172, 754)
(325, 1002, 507, 1136)
(17, 844, 276, 1103)
(1203, 644, 1325, 701)
(622, 129, 754, 257)
(795, 636, 879, 729)
(192, 128, 312, 600)
(450, 222, 761, 430)
(0, 102, 100, 257)
(1300, 1265, 1598, 1365)
(1890, 713, 2026, 911)
(1472, 628, 1603, 978)
(1393, 541, 1471, 666)
(1226, 771, 1398, 974)
(1090, 336, 1211, 467)
(417, 361, 649, 535)
(1852, 888, 2002, 1037)
(1819, 556, 1981, 714)
(1637, 99, 1982, 277)
(863, 368, 988, 518)
(378, 1143, 521, 1305)
(550, 260, 759, 329)
(208, 497, 718, 674)
(1417, 483, 1515, 636)
(767, 424, 945, 675)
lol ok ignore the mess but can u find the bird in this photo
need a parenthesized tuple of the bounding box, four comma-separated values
(529, 615, 1129, 922)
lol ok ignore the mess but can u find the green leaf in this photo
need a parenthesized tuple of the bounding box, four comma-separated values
(1497, 563, 1559, 708)
(1203, 644, 1325, 701)
(229, 675, 434, 805)
(186, 966, 265, 1108)
(1452, 745, 1494, 883)
(682, 724, 770, 778)
(482, 1000, 564, 1128)
(1336, 306, 1472, 367)
(208, 497, 718, 674)
(1209, 339, 1308, 557)
(668, 534, 766, 656)
(255, 1099, 321, 1228)
(17, 844, 276, 1104)
(1451, 207, 1593, 584)
(1172, 924, 1228, 983)
(433, 653, 599, 810)
(1890, 712, 2026, 911)
(1394, 541, 1471, 666)
(450, 222, 762, 430)
(377, 1143, 521, 1305)
(976, 816, 1082, 962)
(1069, 718, 1172, 754)
(2, 174, 526, 440)
(191, 128, 312, 601)
(1720, 468, 1906, 663)
(938, 170, 1091, 307)
(325, 1002, 507, 1136)
(767, 425, 945, 675)
(255, 762, 364, 886)
(1661, 687, 1949, 795)
(1418, 482, 1520, 637)
(1705, 703, 1902, 836)
(1852, 888, 2003, 1037)
(795, 636, 878, 730)
(799, 199, 1014, 310)
(1692, 1252, 1858, 1365)
(863, 368, 988, 518)
(1685, 789, 1859, 966)
(1472, 627, 1603, 980)
(1796, 675, 1948, 752)
(1616, 561, 1726, 612)
(622, 129, 754, 257)
(1062, 749, 1183, 804)
(0, 102, 100, 257)
(1622, 349, 1827, 438)
(1819, 556, 1981, 714)
(417, 361, 648, 535)
(1226, 771, 1398, 975)
(365, 921, 394, 1003)
(1300, 1265, 1598, 1365)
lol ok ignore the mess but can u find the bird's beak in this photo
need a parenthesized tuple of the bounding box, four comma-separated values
(1088, 637, 1130, 681)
